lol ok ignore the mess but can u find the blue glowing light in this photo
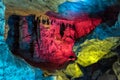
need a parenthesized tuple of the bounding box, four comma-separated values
(58, 0, 118, 20)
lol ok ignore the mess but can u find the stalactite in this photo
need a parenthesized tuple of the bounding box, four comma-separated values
(6, 12, 101, 71)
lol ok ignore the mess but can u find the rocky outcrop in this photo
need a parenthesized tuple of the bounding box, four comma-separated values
(3, 0, 66, 19)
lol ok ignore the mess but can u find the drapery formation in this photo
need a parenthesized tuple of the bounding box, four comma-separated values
(4, 0, 120, 79)
(6, 14, 101, 71)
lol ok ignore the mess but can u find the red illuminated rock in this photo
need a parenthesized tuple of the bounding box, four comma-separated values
(7, 14, 101, 71)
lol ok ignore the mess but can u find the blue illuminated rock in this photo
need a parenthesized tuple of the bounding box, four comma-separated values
(0, 1, 5, 41)
(58, 0, 118, 20)
(0, 1, 54, 80)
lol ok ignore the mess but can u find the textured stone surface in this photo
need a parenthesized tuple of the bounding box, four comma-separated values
(75, 37, 120, 67)
(0, 1, 55, 80)
(3, 0, 66, 19)
(0, 42, 55, 80)
(1, 0, 120, 80)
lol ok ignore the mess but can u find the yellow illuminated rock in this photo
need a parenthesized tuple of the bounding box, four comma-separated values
(75, 37, 120, 67)
(43, 63, 83, 79)
(64, 63, 83, 79)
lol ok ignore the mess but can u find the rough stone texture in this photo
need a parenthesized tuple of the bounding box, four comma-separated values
(1, 0, 120, 80)
(0, 1, 55, 80)
(3, 0, 67, 39)
(0, 42, 55, 80)
(3, 0, 66, 19)
(3, 0, 120, 39)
